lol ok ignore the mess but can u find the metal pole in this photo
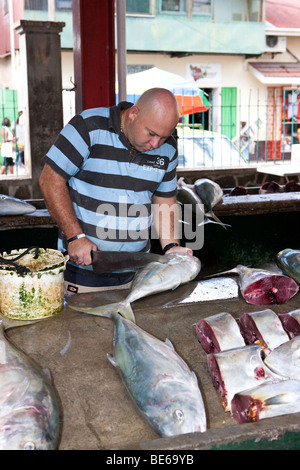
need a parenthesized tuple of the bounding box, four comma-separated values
(116, 0, 127, 102)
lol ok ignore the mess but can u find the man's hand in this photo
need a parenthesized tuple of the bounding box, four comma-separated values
(67, 237, 97, 266)
(164, 245, 193, 257)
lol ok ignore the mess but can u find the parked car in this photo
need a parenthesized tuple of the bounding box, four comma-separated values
(177, 129, 248, 168)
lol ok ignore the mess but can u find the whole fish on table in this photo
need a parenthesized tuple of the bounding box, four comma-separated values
(276, 248, 300, 284)
(196, 312, 245, 354)
(69, 253, 201, 323)
(0, 319, 59, 450)
(239, 309, 290, 353)
(211, 264, 299, 305)
(207, 344, 283, 412)
(68, 309, 207, 437)
(264, 336, 300, 380)
(279, 309, 300, 339)
(0, 194, 36, 216)
(231, 380, 300, 424)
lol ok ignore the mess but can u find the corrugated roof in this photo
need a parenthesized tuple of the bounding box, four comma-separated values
(249, 62, 300, 77)
(248, 62, 300, 84)
(266, 0, 300, 29)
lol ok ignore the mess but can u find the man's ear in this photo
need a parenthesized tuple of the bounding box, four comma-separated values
(128, 105, 139, 122)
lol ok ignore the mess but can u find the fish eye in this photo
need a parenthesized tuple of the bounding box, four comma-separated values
(23, 441, 36, 450)
(173, 409, 184, 422)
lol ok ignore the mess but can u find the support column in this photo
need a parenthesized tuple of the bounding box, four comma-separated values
(15, 20, 65, 198)
(72, 0, 115, 113)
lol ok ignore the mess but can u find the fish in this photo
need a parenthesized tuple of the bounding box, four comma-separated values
(228, 186, 248, 196)
(207, 344, 283, 412)
(259, 181, 282, 194)
(231, 380, 300, 424)
(276, 248, 300, 284)
(238, 309, 290, 353)
(69, 253, 201, 322)
(285, 180, 300, 192)
(0, 319, 59, 450)
(0, 194, 36, 216)
(196, 312, 245, 354)
(177, 177, 229, 228)
(68, 309, 207, 437)
(193, 178, 227, 229)
(264, 336, 300, 380)
(210, 264, 299, 305)
(279, 309, 300, 339)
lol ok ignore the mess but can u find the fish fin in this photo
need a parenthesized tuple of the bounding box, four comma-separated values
(69, 301, 136, 323)
(117, 303, 136, 323)
(264, 393, 292, 406)
(165, 338, 174, 349)
(206, 211, 228, 230)
(107, 353, 117, 367)
(42, 368, 52, 382)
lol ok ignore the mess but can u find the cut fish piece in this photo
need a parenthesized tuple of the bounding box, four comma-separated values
(279, 309, 300, 339)
(239, 309, 290, 352)
(196, 312, 245, 354)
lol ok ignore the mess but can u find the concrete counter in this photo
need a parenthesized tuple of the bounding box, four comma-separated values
(6, 281, 300, 450)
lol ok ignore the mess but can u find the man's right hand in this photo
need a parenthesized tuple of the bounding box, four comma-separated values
(67, 237, 97, 266)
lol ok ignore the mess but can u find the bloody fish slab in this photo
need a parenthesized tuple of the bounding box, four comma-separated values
(239, 309, 290, 352)
(234, 265, 298, 305)
(231, 380, 300, 424)
(196, 312, 245, 354)
(279, 309, 300, 339)
(207, 344, 282, 412)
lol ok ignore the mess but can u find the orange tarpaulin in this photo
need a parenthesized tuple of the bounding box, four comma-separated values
(175, 93, 210, 116)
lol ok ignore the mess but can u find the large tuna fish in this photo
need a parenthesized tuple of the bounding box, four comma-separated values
(68, 309, 207, 437)
(264, 336, 300, 380)
(0, 319, 59, 450)
(194, 178, 226, 228)
(239, 309, 290, 352)
(276, 248, 300, 284)
(231, 380, 300, 424)
(196, 312, 245, 354)
(177, 177, 228, 228)
(0, 194, 36, 216)
(211, 265, 299, 305)
(279, 309, 300, 339)
(71, 253, 201, 322)
(207, 344, 282, 412)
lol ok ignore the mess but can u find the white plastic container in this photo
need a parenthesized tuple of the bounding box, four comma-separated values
(0, 248, 67, 319)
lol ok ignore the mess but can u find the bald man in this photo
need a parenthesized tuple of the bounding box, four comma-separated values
(40, 88, 192, 293)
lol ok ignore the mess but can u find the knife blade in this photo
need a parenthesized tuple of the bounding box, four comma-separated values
(91, 250, 167, 274)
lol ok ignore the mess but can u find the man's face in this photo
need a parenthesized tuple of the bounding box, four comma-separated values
(127, 105, 178, 153)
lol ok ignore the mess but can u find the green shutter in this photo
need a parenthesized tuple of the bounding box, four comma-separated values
(221, 87, 237, 140)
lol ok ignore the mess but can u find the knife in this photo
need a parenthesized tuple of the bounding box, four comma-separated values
(91, 250, 168, 274)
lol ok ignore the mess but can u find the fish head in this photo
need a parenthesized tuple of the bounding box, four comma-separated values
(0, 409, 59, 450)
(145, 378, 206, 437)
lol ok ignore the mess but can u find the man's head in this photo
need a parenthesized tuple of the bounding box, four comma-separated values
(124, 88, 179, 153)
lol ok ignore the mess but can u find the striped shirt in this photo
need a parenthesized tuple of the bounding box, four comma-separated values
(43, 102, 178, 254)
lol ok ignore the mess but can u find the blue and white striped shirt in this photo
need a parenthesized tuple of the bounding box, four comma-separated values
(43, 102, 178, 253)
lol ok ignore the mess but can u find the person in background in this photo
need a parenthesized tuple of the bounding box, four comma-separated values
(0, 118, 16, 175)
(40, 87, 193, 294)
(12, 111, 25, 168)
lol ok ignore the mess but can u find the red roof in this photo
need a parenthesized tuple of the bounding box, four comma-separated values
(266, 0, 300, 29)
(249, 62, 300, 77)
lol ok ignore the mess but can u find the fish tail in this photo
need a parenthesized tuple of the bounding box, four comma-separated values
(69, 301, 136, 323)
(206, 211, 228, 230)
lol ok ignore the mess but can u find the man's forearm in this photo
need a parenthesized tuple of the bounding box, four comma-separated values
(39, 164, 83, 240)
(152, 195, 181, 249)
